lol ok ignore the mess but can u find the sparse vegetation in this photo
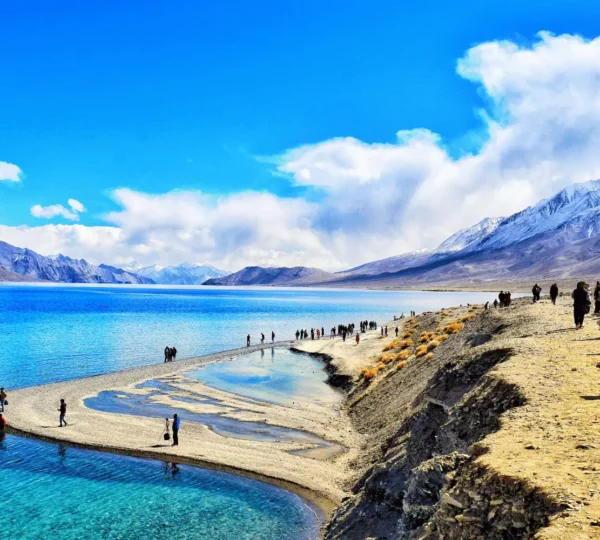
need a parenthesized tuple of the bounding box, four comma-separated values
(427, 340, 439, 350)
(360, 367, 377, 380)
(425, 352, 434, 360)
(443, 322, 464, 334)
(397, 350, 410, 361)
(416, 345, 428, 357)
(395, 361, 407, 370)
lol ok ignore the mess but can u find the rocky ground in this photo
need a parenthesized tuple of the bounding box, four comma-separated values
(296, 294, 600, 539)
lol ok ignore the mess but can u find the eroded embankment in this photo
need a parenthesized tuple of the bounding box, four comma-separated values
(321, 297, 600, 539)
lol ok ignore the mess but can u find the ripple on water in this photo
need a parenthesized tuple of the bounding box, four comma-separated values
(0, 434, 322, 539)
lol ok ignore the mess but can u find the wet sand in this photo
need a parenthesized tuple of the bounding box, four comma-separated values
(5, 342, 361, 512)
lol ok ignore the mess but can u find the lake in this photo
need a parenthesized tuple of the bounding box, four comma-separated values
(0, 284, 493, 389)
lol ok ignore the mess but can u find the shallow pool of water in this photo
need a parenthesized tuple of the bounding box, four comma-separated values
(0, 434, 322, 539)
(186, 348, 343, 408)
(84, 385, 343, 459)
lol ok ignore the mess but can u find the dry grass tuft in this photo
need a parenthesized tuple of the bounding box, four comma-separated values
(378, 353, 396, 365)
(461, 314, 476, 322)
(427, 340, 439, 350)
(416, 345, 428, 357)
(395, 361, 408, 370)
(425, 352, 434, 360)
(396, 350, 410, 361)
(443, 322, 464, 334)
(360, 367, 378, 380)
(437, 334, 449, 342)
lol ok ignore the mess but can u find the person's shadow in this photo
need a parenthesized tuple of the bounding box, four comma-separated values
(581, 395, 600, 400)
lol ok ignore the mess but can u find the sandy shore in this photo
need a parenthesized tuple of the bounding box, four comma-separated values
(5, 341, 361, 513)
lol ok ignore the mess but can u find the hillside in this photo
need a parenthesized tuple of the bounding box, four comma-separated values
(203, 265, 336, 286)
(0, 241, 154, 284)
(296, 296, 600, 539)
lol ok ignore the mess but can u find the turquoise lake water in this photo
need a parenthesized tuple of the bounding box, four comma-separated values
(0, 284, 493, 389)
(186, 347, 343, 408)
(0, 434, 321, 540)
(0, 284, 493, 538)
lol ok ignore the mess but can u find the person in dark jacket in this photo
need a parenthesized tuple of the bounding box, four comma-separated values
(550, 283, 559, 305)
(572, 281, 591, 329)
(594, 282, 600, 314)
(59, 399, 68, 427)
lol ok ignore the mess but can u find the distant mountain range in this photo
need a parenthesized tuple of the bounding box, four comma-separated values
(123, 261, 228, 285)
(5, 179, 600, 287)
(206, 179, 600, 288)
(0, 242, 154, 284)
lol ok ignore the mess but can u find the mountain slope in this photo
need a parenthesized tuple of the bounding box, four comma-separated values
(204, 266, 336, 286)
(328, 179, 600, 286)
(0, 242, 154, 284)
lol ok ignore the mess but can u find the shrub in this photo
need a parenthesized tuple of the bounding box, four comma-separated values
(400, 339, 413, 349)
(416, 345, 428, 357)
(427, 340, 439, 350)
(425, 352, 434, 360)
(379, 353, 396, 364)
(382, 341, 397, 351)
(395, 361, 407, 370)
(461, 314, 476, 322)
(443, 322, 464, 334)
(396, 350, 410, 361)
(361, 367, 378, 380)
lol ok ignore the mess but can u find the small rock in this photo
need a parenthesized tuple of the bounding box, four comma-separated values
(442, 493, 464, 509)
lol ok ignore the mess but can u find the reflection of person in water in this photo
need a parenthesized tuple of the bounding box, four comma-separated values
(58, 443, 67, 465)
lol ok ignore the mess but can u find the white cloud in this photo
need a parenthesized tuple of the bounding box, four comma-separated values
(30, 199, 86, 221)
(0, 161, 23, 182)
(68, 199, 85, 213)
(4, 32, 600, 271)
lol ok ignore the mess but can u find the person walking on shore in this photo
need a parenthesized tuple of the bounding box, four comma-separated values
(58, 399, 68, 427)
(0, 413, 5, 431)
(261, 333, 265, 344)
(594, 282, 600, 314)
(172, 413, 180, 446)
(295, 330, 300, 340)
(572, 281, 591, 329)
(164, 346, 169, 363)
(0, 387, 7, 413)
(550, 283, 559, 305)
(272, 331, 275, 343)
(246, 334, 251, 347)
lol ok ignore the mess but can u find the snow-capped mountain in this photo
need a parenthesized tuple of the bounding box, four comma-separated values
(472, 180, 600, 252)
(0, 242, 154, 284)
(124, 261, 228, 285)
(335, 178, 600, 285)
(435, 217, 504, 253)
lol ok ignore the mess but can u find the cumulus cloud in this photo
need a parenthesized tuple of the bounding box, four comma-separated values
(0, 161, 23, 182)
(30, 199, 86, 221)
(4, 32, 600, 271)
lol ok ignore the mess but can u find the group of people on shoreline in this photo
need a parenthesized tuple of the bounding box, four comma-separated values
(164, 346, 178, 363)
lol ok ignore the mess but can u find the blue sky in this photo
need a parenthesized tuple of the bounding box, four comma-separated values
(2, 1, 600, 270)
